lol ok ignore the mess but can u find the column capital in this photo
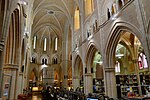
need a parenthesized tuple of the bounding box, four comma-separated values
(104, 67, 115, 72)
(3, 64, 19, 70)
(84, 73, 93, 76)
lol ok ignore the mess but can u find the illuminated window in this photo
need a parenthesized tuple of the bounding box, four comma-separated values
(74, 6, 80, 30)
(138, 52, 148, 69)
(54, 37, 58, 51)
(85, 0, 94, 17)
(111, 4, 115, 15)
(33, 36, 37, 49)
(115, 61, 120, 72)
(44, 38, 47, 51)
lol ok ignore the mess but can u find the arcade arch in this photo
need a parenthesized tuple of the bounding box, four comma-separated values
(29, 68, 38, 88)
(2, 7, 21, 99)
(115, 31, 149, 98)
(92, 51, 104, 93)
(105, 24, 150, 98)
(73, 55, 83, 92)
(85, 44, 104, 94)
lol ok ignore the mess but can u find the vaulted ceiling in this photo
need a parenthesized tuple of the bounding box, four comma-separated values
(31, 0, 75, 39)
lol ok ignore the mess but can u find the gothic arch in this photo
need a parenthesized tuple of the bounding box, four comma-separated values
(73, 55, 83, 89)
(12, 7, 21, 64)
(85, 43, 98, 72)
(40, 54, 49, 64)
(29, 67, 38, 81)
(52, 54, 59, 64)
(74, 55, 83, 76)
(84, 0, 94, 17)
(105, 22, 149, 69)
(74, 5, 80, 30)
(118, 38, 134, 58)
(4, 7, 21, 64)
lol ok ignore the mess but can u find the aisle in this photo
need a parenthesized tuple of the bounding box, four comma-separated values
(31, 92, 42, 100)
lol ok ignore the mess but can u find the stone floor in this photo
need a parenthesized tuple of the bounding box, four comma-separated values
(31, 92, 42, 100)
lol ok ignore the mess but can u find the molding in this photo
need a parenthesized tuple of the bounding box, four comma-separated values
(84, 73, 92, 76)
(3, 64, 19, 70)
(104, 67, 115, 72)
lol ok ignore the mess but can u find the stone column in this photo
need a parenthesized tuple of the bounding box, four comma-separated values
(23, 52, 30, 89)
(84, 73, 93, 95)
(0, 40, 4, 99)
(133, 58, 142, 95)
(104, 67, 117, 98)
(72, 76, 80, 91)
(3, 65, 18, 100)
(61, 60, 68, 89)
(17, 73, 23, 94)
(61, 20, 69, 89)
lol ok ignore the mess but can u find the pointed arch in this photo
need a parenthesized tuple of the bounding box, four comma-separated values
(84, 0, 94, 17)
(74, 6, 80, 30)
(29, 67, 38, 81)
(85, 43, 99, 73)
(40, 55, 49, 65)
(105, 22, 149, 69)
(74, 55, 83, 75)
